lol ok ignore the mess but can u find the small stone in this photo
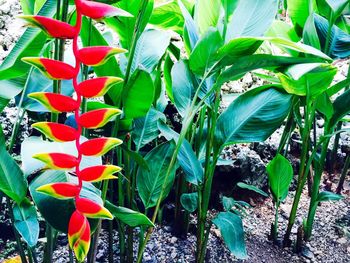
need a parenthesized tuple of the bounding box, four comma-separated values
(171, 252, 177, 258)
(337, 237, 347, 244)
(170, 237, 177, 244)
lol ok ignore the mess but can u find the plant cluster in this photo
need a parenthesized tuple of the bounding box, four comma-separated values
(0, 0, 349, 262)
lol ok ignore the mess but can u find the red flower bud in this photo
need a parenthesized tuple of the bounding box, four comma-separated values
(78, 108, 122, 129)
(77, 0, 132, 20)
(76, 77, 123, 98)
(28, 92, 79, 113)
(78, 46, 126, 66)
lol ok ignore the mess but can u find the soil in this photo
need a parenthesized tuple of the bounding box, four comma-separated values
(1, 1, 350, 263)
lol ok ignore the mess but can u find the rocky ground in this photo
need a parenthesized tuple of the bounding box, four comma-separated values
(1, 0, 350, 263)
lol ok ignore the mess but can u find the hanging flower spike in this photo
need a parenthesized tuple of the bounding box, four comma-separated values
(76, 77, 123, 98)
(28, 92, 79, 113)
(19, 15, 77, 39)
(33, 153, 78, 170)
(22, 57, 76, 80)
(77, 0, 132, 20)
(32, 122, 78, 142)
(78, 108, 122, 129)
(80, 165, 121, 183)
(36, 182, 80, 199)
(78, 46, 127, 66)
(80, 137, 122, 156)
(76, 198, 113, 219)
(68, 211, 90, 262)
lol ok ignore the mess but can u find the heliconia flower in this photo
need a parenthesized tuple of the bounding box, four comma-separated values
(36, 182, 80, 199)
(76, 77, 123, 98)
(22, 57, 76, 80)
(78, 46, 127, 66)
(77, 0, 132, 20)
(78, 108, 122, 129)
(80, 137, 122, 156)
(32, 122, 78, 142)
(28, 92, 79, 113)
(33, 153, 78, 170)
(68, 211, 90, 262)
(76, 198, 113, 220)
(79, 165, 121, 182)
(19, 15, 76, 39)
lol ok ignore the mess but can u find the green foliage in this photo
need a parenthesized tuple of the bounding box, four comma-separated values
(180, 192, 198, 212)
(267, 154, 294, 202)
(237, 182, 269, 197)
(212, 212, 247, 259)
(13, 199, 39, 247)
(137, 141, 176, 208)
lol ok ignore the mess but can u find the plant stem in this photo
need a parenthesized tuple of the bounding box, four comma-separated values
(273, 201, 280, 241)
(6, 197, 28, 263)
(336, 154, 350, 194)
(283, 98, 316, 245)
(43, 223, 56, 263)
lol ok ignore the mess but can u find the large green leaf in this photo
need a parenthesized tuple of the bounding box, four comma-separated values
(267, 154, 293, 201)
(313, 13, 350, 58)
(133, 107, 166, 151)
(217, 54, 326, 84)
(194, 0, 221, 35)
(123, 69, 154, 119)
(137, 141, 176, 208)
(0, 0, 56, 79)
(105, 0, 153, 49)
(189, 27, 223, 75)
(225, 0, 278, 41)
(0, 128, 27, 204)
(29, 171, 100, 233)
(20, 0, 36, 15)
(13, 199, 39, 247)
(221, 0, 239, 25)
(178, 0, 199, 53)
(0, 75, 27, 112)
(158, 121, 203, 185)
(214, 86, 292, 150)
(21, 136, 102, 176)
(105, 201, 154, 227)
(329, 88, 350, 128)
(303, 13, 321, 50)
(212, 212, 247, 259)
(149, 0, 184, 33)
(278, 63, 337, 98)
(317, 0, 348, 21)
(287, 0, 311, 35)
(171, 60, 195, 117)
(131, 29, 171, 74)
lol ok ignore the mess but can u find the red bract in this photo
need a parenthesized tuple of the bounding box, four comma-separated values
(80, 137, 122, 156)
(22, 57, 76, 80)
(36, 183, 80, 199)
(19, 15, 76, 39)
(78, 108, 122, 129)
(78, 46, 126, 66)
(33, 153, 78, 170)
(28, 92, 79, 113)
(76, 198, 113, 219)
(32, 122, 78, 142)
(68, 211, 90, 262)
(76, 77, 123, 98)
(77, 0, 132, 20)
(80, 165, 121, 182)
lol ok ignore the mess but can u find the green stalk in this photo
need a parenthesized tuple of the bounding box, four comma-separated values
(136, 67, 216, 263)
(6, 198, 28, 263)
(117, 147, 126, 262)
(272, 201, 280, 241)
(283, 99, 316, 245)
(336, 154, 350, 194)
(43, 224, 57, 263)
(197, 86, 221, 263)
(304, 128, 331, 240)
(51, 0, 62, 123)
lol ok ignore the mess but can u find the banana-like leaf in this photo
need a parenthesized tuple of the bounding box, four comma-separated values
(287, 0, 311, 35)
(214, 86, 292, 150)
(137, 141, 176, 208)
(194, 0, 221, 35)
